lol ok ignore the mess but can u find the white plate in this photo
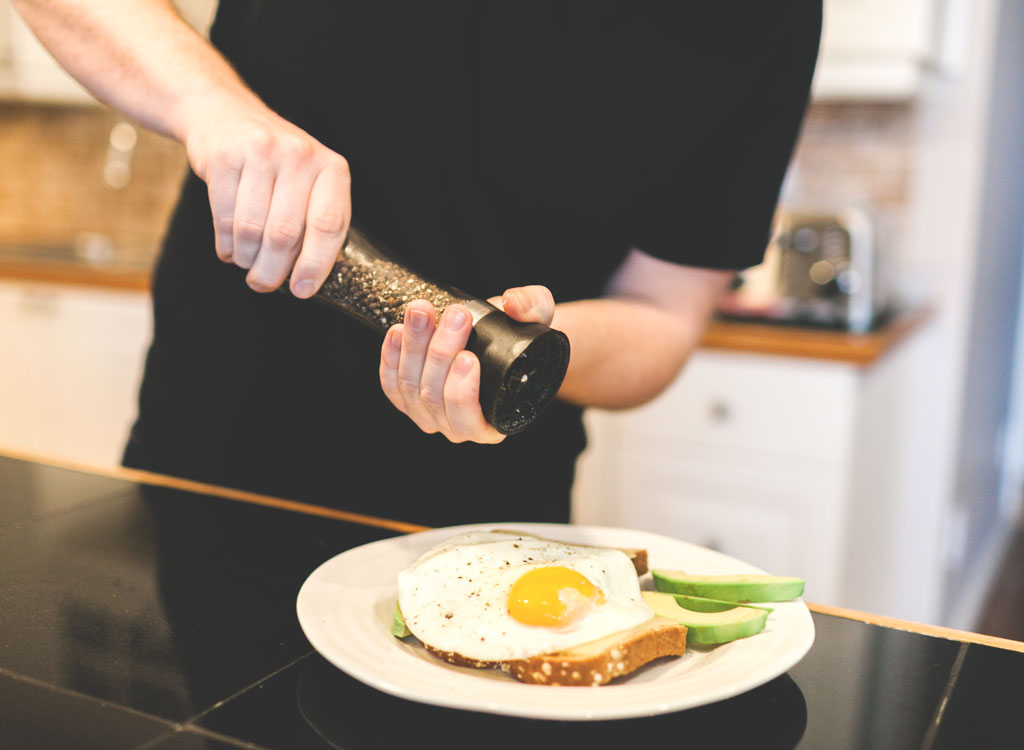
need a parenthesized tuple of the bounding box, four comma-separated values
(296, 522, 815, 721)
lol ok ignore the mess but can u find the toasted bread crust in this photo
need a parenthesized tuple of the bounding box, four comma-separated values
(422, 617, 687, 685)
(421, 644, 501, 670)
(504, 616, 687, 686)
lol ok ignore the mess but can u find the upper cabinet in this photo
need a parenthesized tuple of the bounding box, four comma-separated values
(0, 0, 217, 104)
(813, 0, 962, 100)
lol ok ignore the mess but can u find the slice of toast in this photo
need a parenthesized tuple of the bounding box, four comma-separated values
(490, 528, 649, 577)
(502, 616, 688, 686)
(422, 616, 687, 685)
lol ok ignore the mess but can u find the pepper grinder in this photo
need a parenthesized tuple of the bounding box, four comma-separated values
(312, 226, 570, 435)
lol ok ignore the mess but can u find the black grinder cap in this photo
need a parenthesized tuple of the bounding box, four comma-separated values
(465, 301, 571, 435)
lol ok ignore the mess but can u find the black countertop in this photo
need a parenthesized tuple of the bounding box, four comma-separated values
(1, 453, 1022, 749)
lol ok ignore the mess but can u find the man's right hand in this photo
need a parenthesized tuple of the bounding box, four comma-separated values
(11, 0, 351, 299)
(184, 101, 352, 298)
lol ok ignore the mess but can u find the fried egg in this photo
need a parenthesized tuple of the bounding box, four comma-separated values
(396, 530, 654, 663)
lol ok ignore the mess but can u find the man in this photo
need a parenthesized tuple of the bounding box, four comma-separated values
(13, 1, 821, 525)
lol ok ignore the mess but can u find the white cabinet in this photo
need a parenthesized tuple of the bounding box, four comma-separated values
(813, 0, 958, 100)
(0, 279, 152, 467)
(572, 324, 948, 624)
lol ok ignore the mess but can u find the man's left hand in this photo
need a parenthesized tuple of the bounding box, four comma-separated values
(378, 285, 556, 443)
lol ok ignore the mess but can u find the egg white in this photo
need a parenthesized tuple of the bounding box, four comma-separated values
(397, 530, 654, 663)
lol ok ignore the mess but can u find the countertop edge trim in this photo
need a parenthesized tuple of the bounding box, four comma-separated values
(807, 601, 1024, 653)
(0, 444, 429, 535)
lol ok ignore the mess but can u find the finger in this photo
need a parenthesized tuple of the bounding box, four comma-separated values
(205, 152, 245, 263)
(501, 285, 556, 325)
(396, 301, 440, 432)
(232, 159, 275, 269)
(379, 325, 409, 415)
(246, 162, 315, 291)
(443, 351, 505, 444)
(417, 305, 473, 433)
(290, 158, 351, 298)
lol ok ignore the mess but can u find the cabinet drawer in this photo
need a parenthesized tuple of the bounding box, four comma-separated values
(574, 442, 848, 603)
(612, 350, 858, 464)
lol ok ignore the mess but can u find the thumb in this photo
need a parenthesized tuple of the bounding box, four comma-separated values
(497, 286, 556, 325)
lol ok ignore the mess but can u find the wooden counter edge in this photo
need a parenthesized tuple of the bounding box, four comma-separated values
(699, 306, 934, 366)
(0, 444, 429, 535)
(807, 601, 1024, 653)
(0, 260, 151, 291)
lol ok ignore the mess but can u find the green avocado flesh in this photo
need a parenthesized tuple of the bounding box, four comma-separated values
(669, 593, 774, 614)
(652, 570, 805, 603)
(642, 591, 769, 644)
(391, 601, 411, 638)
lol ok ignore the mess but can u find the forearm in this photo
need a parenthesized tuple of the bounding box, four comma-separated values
(10, 0, 255, 140)
(552, 296, 711, 409)
(550, 250, 733, 409)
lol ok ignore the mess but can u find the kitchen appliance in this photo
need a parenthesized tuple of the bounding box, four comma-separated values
(312, 226, 570, 435)
(716, 207, 888, 332)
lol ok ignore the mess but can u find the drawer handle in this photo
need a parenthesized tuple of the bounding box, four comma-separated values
(709, 399, 731, 423)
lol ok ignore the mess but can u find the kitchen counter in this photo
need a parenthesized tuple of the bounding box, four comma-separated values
(1, 449, 1021, 749)
(702, 306, 933, 366)
(0, 244, 153, 291)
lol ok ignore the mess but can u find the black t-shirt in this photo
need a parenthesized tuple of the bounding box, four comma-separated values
(125, 1, 821, 526)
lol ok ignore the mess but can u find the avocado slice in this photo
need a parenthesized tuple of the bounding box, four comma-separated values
(652, 569, 804, 603)
(642, 591, 769, 645)
(669, 593, 774, 614)
(391, 600, 411, 638)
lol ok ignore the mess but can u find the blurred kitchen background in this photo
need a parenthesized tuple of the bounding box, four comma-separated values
(1, 1, 1023, 639)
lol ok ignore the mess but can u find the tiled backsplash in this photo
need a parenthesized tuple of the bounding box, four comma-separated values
(0, 103, 187, 260)
(784, 102, 916, 259)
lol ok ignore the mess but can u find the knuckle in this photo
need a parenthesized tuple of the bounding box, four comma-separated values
(206, 147, 235, 173)
(328, 153, 350, 176)
(425, 347, 455, 370)
(397, 375, 421, 397)
(213, 215, 236, 236)
(308, 207, 345, 235)
(265, 218, 302, 250)
(214, 241, 233, 260)
(445, 379, 478, 406)
(235, 220, 265, 244)
(419, 385, 445, 411)
(283, 136, 315, 162)
(246, 271, 280, 292)
(379, 374, 399, 399)
(243, 129, 275, 158)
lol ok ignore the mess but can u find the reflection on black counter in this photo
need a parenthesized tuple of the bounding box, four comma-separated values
(141, 483, 401, 716)
(194, 652, 806, 749)
(302, 660, 807, 749)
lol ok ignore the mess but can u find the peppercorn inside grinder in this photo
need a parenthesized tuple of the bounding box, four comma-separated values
(312, 226, 570, 435)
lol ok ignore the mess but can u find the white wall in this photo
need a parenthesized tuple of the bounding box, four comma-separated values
(900, 0, 1024, 628)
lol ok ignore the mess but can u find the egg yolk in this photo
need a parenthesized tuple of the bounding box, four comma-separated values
(507, 566, 606, 627)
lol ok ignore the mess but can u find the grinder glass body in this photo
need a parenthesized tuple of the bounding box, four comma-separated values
(313, 227, 570, 435)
